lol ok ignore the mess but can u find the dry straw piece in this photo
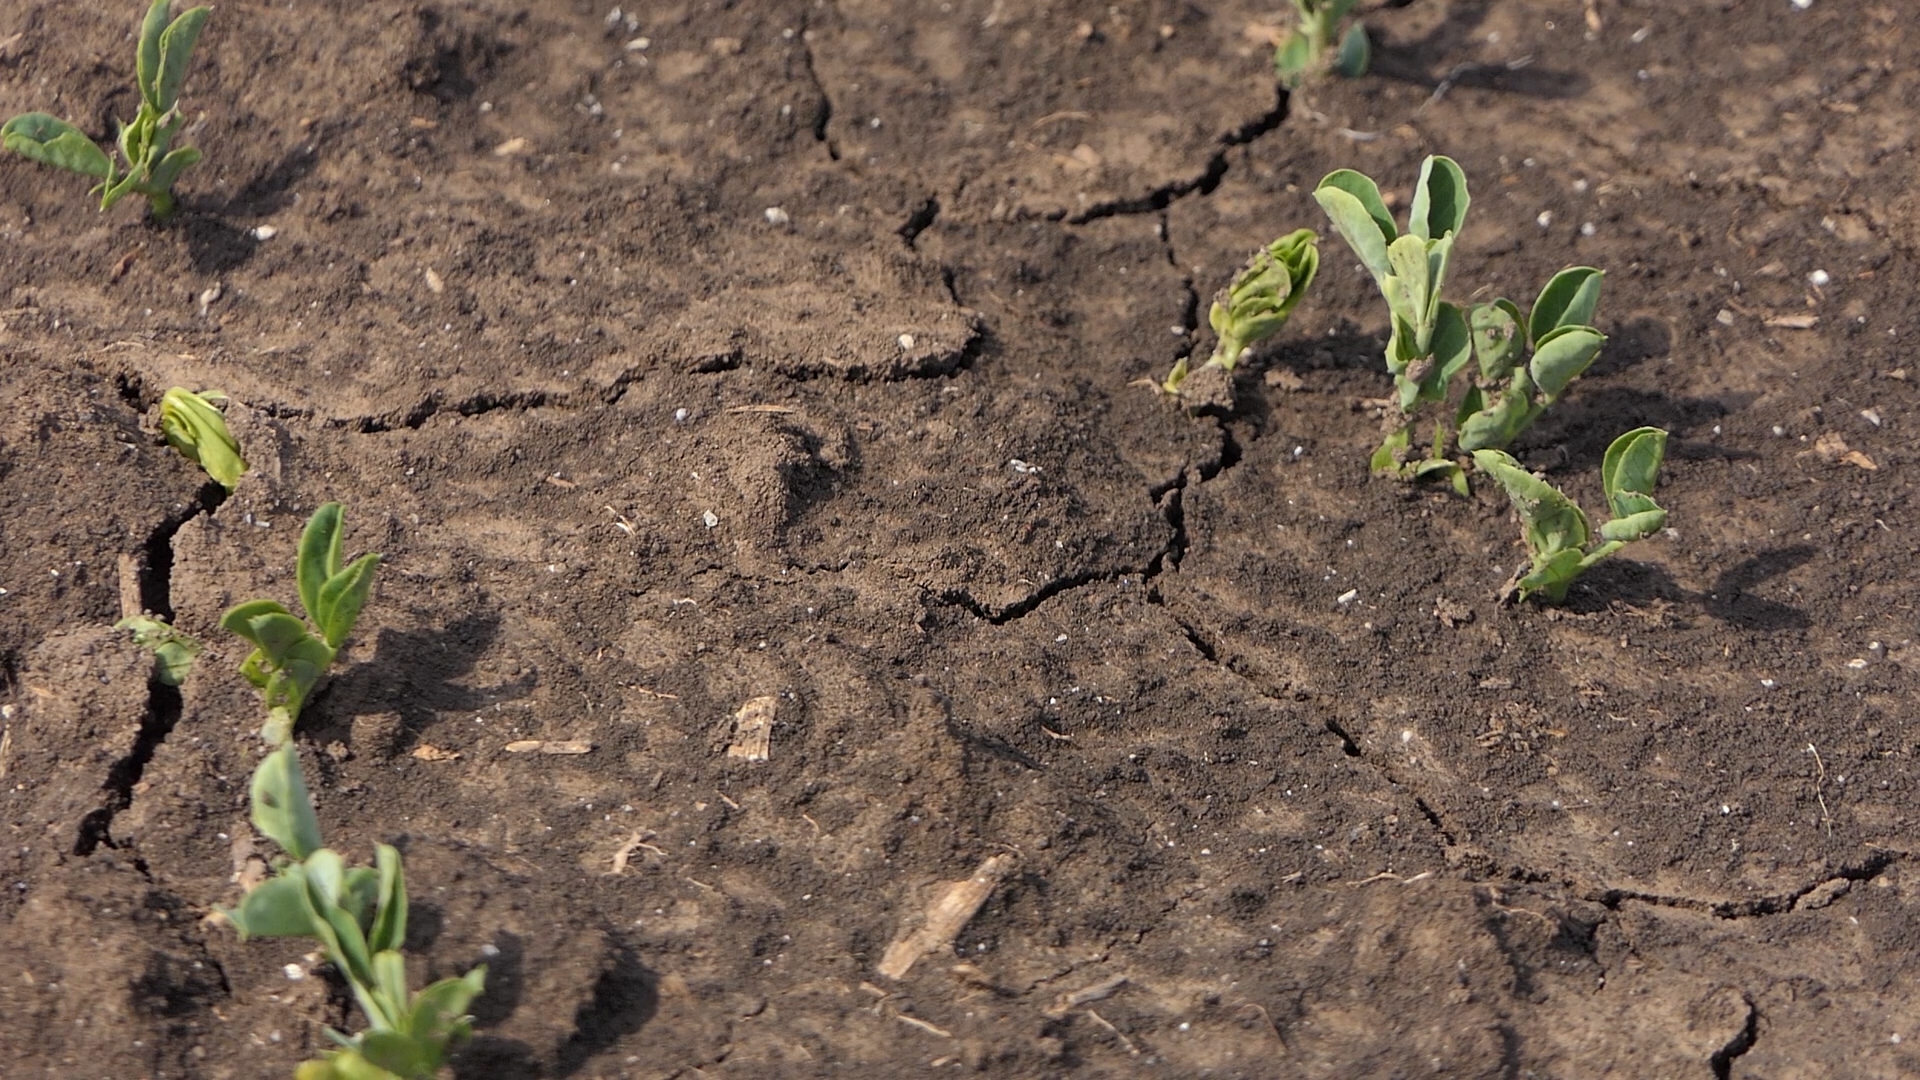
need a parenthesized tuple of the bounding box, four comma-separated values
(727, 695, 778, 761)
(877, 853, 1016, 980)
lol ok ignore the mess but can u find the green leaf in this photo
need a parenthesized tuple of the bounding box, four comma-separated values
(136, 0, 171, 110)
(370, 951, 412, 1031)
(116, 615, 203, 686)
(1598, 506, 1666, 544)
(1, 113, 112, 179)
(241, 611, 315, 667)
(1432, 301, 1473, 387)
(1313, 170, 1397, 287)
(1384, 234, 1433, 339)
(159, 387, 246, 489)
(1334, 22, 1370, 78)
(340, 866, 381, 931)
(98, 165, 145, 212)
(153, 7, 211, 115)
(1273, 31, 1314, 89)
(1471, 449, 1590, 558)
(359, 1029, 436, 1078)
(296, 1050, 407, 1080)
(1370, 425, 1410, 476)
(1469, 299, 1523, 381)
(147, 144, 201, 196)
(220, 871, 318, 940)
(1516, 547, 1588, 603)
(368, 844, 409, 955)
(1527, 325, 1605, 401)
(1528, 266, 1604, 345)
(251, 743, 323, 860)
(300, 504, 347, 622)
(317, 553, 382, 649)
(305, 849, 376, 987)
(1408, 156, 1469, 242)
(1601, 426, 1667, 504)
(407, 967, 487, 1044)
(221, 599, 292, 645)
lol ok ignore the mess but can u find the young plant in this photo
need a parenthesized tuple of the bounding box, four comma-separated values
(222, 503, 381, 746)
(1163, 228, 1319, 396)
(1274, 0, 1371, 89)
(221, 744, 487, 1080)
(1313, 157, 1608, 487)
(1472, 427, 1669, 603)
(0, 0, 210, 221)
(160, 387, 247, 491)
(116, 614, 202, 686)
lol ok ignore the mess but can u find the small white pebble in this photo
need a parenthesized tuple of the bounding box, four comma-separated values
(625, 37, 651, 51)
(1716, 310, 1735, 326)
(1772, 425, 1787, 437)
(283, 964, 306, 981)
(673, 407, 691, 422)
(898, 333, 915, 349)
(1791, 0, 1813, 9)
(763, 206, 790, 225)
(1580, 221, 1596, 237)
(1808, 269, 1831, 287)
(250, 225, 277, 241)
(702, 510, 719, 529)
(1862, 408, 1882, 427)
(1536, 210, 1553, 228)
(1847, 658, 1868, 670)
(1336, 588, 1359, 605)
(1572, 178, 1589, 193)
(1631, 25, 1652, 43)
(1760, 678, 1776, 689)
(868, 116, 882, 128)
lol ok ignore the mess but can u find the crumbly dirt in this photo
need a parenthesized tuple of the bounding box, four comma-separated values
(2, 1, 1918, 1077)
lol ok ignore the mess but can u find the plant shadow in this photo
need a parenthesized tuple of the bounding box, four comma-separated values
(307, 608, 533, 754)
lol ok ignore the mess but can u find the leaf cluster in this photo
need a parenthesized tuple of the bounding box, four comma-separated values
(1274, 0, 1370, 88)
(1163, 229, 1319, 396)
(1473, 427, 1669, 603)
(222, 745, 486, 1080)
(222, 504, 380, 745)
(160, 387, 247, 490)
(0, 0, 209, 221)
(1314, 156, 1609, 488)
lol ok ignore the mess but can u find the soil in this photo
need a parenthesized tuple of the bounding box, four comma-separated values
(2, 0, 1918, 1077)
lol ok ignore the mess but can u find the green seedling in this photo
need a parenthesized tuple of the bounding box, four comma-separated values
(116, 614, 202, 686)
(160, 387, 247, 490)
(1314, 157, 1609, 487)
(1274, 0, 1370, 89)
(1473, 427, 1669, 603)
(1, 0, 210, 221)
(222, 503, 381, 745)
(1163, 228, 1319, 396)
(221, 744, 486, 1080)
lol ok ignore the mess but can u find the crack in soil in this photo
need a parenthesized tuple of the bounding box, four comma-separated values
(898, 195, 940, 249)
(1066, 87, 1290, 225)
(1596, 851, 1902, 919)
(1709, 991, 1758, 1080)
(795, 15, 839, 162)
(74, 486, 224, 857)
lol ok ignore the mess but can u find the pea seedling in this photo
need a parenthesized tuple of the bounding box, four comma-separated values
(1274, 0, 1370, 89)
(0, 0, 210, 221)
(1473, 427, 1669, 603)
(1163, 229, 1319, 397)
(1314, 157, 1608, 489)
(221, 744, 486, 1080)
(116, 614, 202, 686)
(160, 387, 247, 491)
(222, 504, 380, 746)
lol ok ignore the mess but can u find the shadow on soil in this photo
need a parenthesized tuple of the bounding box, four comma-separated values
(452, 942, 661, 1079)
(311, 609, 533, 753)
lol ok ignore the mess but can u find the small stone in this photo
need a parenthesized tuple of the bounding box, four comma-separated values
(763, 206, 790, 225)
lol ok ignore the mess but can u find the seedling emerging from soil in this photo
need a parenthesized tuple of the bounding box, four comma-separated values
(222, 504, 381, 745)
(1163, 228, 1319, 396)
(0, 0, 210, 221)
(1314, 157, 1608, 489)
(116, 614, 202, 686)
(1473, 427, 1668, 603)
(1274, 0, 1370, 88)
(221, 744, 486, 1080)
(160, 387, 246, 490)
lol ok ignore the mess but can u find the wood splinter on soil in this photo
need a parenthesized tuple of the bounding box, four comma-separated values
(726, 695, 778, 761)
(504, 739, 593, 754)
(877, 853, 1017, 980)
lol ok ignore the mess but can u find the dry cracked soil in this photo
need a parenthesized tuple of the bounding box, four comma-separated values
(3, 0, 1919, 1077)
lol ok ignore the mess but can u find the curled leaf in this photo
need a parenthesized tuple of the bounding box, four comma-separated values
(1, 113, 112, 178)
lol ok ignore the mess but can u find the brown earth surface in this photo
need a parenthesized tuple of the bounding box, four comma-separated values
(3, 1, 1919, 1077)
